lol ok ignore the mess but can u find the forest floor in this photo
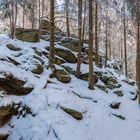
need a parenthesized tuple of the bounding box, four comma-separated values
(0, 34, 140, 140)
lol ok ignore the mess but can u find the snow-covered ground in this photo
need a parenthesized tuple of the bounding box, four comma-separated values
(0, 35, 140, 140)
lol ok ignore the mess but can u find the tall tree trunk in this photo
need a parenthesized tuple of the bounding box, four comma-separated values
(95, 2, 99, 66)
(42, 0, 45, 17)
(76, 0, 83, 77)
(11, 1, 15, 39)
(108, 23, 111, 59)
(82, 0, 87, 48)
(38, 0, 41, 41)
(105, 9, 108, 68)
(14, 2, 17, 37)
(66, 0, 70, 37)
(31, 0, 35, 29)
(123, 0, 128, 77)
(22, 3, 25, 41)
(49, 0, 55, 69)
(136, 0, 140, 104)
(88, 0, 94, 90)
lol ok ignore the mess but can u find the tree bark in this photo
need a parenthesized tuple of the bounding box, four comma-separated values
(88, 0, 94, 90)
(136, 0, 140, 104)
(76, 0, 83, 77)
(66, 0, 70, 37)
(82, 0, 87, 48)
(105, 9, 108, 68)
(49, 0, 55, 69)
(95, 2, 99, 66)
(123, 0, 128, 77)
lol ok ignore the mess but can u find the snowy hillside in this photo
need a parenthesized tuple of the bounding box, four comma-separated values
(0, 35, 139, 140)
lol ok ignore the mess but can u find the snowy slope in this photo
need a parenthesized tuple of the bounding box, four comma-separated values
(0, 35, 140, 140)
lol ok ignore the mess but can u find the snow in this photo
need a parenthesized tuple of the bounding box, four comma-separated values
(0, 34, 140, 140)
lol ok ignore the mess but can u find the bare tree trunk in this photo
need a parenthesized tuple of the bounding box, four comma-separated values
(88, 0, 94, 90)
(123, 0, 128, 77)
(42, 0, 45, 17)
(31, 0, 35, 29)
(22, 3, 25, 42)
(136, 0, 140, 104)
(82, 0, 87, 48)
(66, 0, 70, 37)
(76, 0, 83, 77)
(105, 9, 108, 68)
(108, 23, 111, 59)
(11, 1, 15, 39)
(95, 2, 99, 66)
(14, 2, 18, 37)
(49, 0, 55, 69)
(38, 0, 41, 41)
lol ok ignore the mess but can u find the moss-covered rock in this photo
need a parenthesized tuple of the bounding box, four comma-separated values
(122, 79, 135, 86)
(61, 65, 76, 75)
(0, 134, 9, 140)
(55, 56, 66, 65)
(40, 20, 61, 35)
(61, 106, 83, 120)
(0, 73, 33, 95)
(7, 44, 21, 51)
(54, 69, 71, 83)
(79, 73, 98, 83)
(0, 105, 15, 127)
(114, 90, 123, 97)
(55, 48, 77, 63)
(31, 64, 44, 74)
(95, 84, 108, 93)
(15, 28, 39, 42)
(60, 37, 79, 52)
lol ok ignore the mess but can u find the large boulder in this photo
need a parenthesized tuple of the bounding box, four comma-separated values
(61, 65, 76, 75)
(15, 28, 39, 42)
(60, 37, 79, 52)
(50, 69, 71, 83)
(55, 48, 77, 63)
(55, 56, 66, 65)
(40, 20, 61, 35)
(79, 73, 98, 83)
(0, 73, 33, 95)
(0, 105, 15, 127)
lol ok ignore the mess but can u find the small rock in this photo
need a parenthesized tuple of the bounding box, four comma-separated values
(95, 84, 108, 93)
(7, 44, 21, 51)
(7, 57, 20, 66)
(0, 134, 9, 140)
(61, 106, 83, 120)
(114, 90, 123, 97)
(110, 102, 121, 109)
(32, 64, 44, 74)
(112, 113, 125, 120)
